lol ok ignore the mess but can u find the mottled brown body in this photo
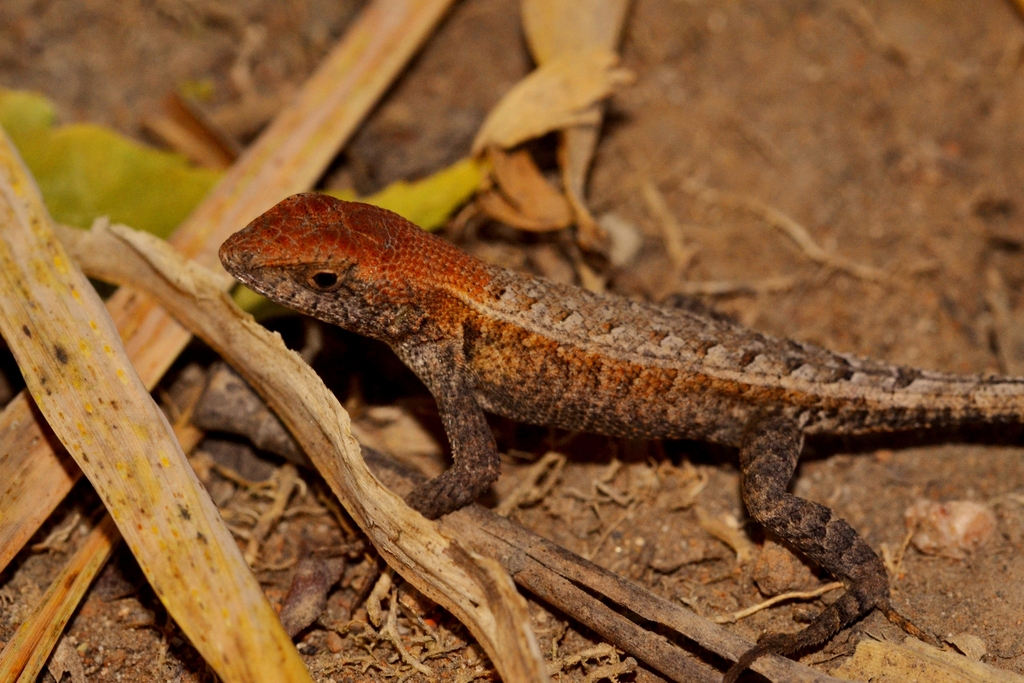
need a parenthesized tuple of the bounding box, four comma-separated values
(448, 267, 1024, 444)
(220, 194, 1023, 681)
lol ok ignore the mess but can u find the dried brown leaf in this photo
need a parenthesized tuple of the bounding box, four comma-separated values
(478, 147, 573, 231)
(471, 49, 633, 155)
(522, 0, 632, 249)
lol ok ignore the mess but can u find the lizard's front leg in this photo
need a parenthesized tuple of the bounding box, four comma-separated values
(397, 341, 500, 520)
(724, 415, 930, 682)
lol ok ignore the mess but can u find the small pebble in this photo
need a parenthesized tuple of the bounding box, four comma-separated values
(326, 630, 344, 654)
(752, 538, 817, 596)
(905, 499, 996, 559)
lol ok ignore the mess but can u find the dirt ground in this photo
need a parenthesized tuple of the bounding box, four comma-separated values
(2, 0, 1024, 681)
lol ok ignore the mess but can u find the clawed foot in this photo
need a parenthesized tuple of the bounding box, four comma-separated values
(878, 600, 941, 647)
(404, 464, 496, 519)
(721, 599, 935, 682)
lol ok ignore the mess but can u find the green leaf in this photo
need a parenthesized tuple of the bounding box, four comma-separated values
(0, 88, 221, 238)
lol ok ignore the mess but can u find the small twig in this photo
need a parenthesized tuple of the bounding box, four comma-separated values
(594, 480, 633, 507)
(382, 587, 434, 676)
(882, 525, 917, 586)
(686, 182, 888, 282)
(551, 643, 619, 671)
(673, 276, 799, 297)
(641, 181, 701, 299)
(838, 0, 912, 67)
(30, 512, 81, 553)
(282, 504, 330, 519)
(696, 507, 755, 565)
(713, 582, 844, 624)
(315, 487, 360, 540)
(585, 499, 640, 560)
(548, 643, 637, 681)
(244, 463, 301, 565)
(366, 569, 395, 628)
(211, 463, 276, 490)
(582, 658, 637, 683)
(496, 452, 566, 517)
(260, 556, 301, 572)
(341, 444, 849, 682)
(984, 267, 1024, 375)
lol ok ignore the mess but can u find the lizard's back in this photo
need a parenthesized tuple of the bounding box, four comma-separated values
(456, 263, 1024, 445)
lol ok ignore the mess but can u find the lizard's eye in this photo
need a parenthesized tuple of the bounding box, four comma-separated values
(307, 271, 340, 291)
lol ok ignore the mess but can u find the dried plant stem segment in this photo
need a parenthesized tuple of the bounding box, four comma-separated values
(0, 0, 458, 576)
(0, 516, 118, 682)
(56, 221, 549, 683)
(0, 132, 312, 683)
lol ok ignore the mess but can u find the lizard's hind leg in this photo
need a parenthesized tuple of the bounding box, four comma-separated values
(723, 415, 932, 682)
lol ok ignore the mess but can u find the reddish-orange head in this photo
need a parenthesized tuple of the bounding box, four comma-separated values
(220, 193, 490, 342)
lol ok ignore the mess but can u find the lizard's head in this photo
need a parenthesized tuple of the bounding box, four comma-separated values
(220, 193, 486, 342)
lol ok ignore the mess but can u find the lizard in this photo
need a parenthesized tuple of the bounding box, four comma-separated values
(219, 192, 1024, 681)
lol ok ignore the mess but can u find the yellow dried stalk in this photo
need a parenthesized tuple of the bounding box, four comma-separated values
(0, 516, 120, 682)
(0, 0, 457, 575)
(56, 219, 549, 683)
(0, 132, 312, 681)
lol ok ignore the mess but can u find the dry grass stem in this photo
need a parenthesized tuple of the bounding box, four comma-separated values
(585, 499, 640, 560)
(881, 526, 917, 581)
(673, 276, 799, 297)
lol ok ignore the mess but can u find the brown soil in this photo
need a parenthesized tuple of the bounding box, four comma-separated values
(2, 0, 1024, 681)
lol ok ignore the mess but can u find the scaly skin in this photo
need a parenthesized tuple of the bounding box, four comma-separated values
(220, 193, 1024, 680)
